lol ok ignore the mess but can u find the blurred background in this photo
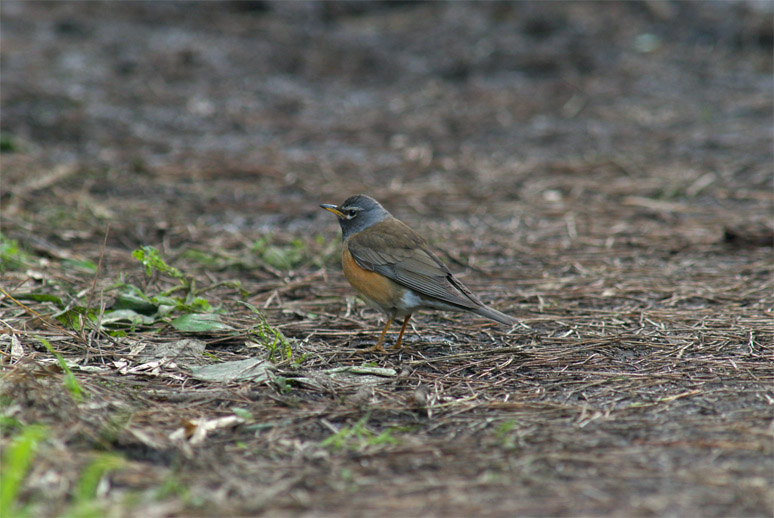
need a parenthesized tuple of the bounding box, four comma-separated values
(2, 1, 771, 257)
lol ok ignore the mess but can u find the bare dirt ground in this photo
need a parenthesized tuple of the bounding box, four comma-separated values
(1, 2, 773, 516)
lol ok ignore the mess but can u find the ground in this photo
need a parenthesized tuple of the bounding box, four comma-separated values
(1, 2, 773, 517)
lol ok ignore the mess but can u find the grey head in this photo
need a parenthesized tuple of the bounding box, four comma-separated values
(320, 194, 392, 240)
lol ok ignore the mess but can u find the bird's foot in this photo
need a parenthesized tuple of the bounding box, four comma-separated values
(359, 343, 387, 353)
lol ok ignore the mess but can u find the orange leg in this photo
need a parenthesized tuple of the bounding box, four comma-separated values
(390, 314, 412, 350)
(364, 316, 393, 352)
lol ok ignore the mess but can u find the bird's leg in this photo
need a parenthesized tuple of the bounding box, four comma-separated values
(364, 316, 393, 352)
(390, 314, 412, 350)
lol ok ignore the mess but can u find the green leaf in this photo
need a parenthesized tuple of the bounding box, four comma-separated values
(0, 234, 32, 271)
(151, 295, 178, 307)
(132, 246, 183, 279)
(170, 313, 233, 332)
(113, 285, 157, 314)
(251, 236, 307, 270)
(155, 304, 177, 318)
(0, 133, 18, 153)
(62, 258, 98, 273)
(10, 293, 64, 306)
(189, 297, 212, 312)
(100, 309, 156, 326)
(54, 307, 98, 332)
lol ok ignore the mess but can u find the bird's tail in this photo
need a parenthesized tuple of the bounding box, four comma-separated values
(473, 305, 518, 326)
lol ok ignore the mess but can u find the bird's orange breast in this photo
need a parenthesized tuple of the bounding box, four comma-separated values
(342, 246, 402, 311)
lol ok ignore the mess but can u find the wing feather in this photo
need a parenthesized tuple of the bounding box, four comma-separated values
(347, 219, 482, 310)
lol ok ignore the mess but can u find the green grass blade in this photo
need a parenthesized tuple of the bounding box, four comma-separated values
(38, 337, 85, 402)
(0, 425, 48, 517)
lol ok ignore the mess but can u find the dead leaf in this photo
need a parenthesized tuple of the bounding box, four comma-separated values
(190, 359, 275, 383)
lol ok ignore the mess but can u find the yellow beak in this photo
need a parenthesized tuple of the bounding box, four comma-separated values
(320, 204, 345, 218)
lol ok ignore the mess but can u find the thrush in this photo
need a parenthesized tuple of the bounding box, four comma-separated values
(321, 194, 516, 351)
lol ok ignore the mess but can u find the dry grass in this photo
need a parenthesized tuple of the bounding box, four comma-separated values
(1, 2, 773, 516)
(2, 188, 771, 515)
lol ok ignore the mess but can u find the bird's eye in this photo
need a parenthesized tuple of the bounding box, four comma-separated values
(347, 209, 357, 218)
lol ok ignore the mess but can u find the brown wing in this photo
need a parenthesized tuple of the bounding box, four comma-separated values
(346, 218, 483, 310)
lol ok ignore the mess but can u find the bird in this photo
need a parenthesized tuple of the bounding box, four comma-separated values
(321, 194, 516, 351)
